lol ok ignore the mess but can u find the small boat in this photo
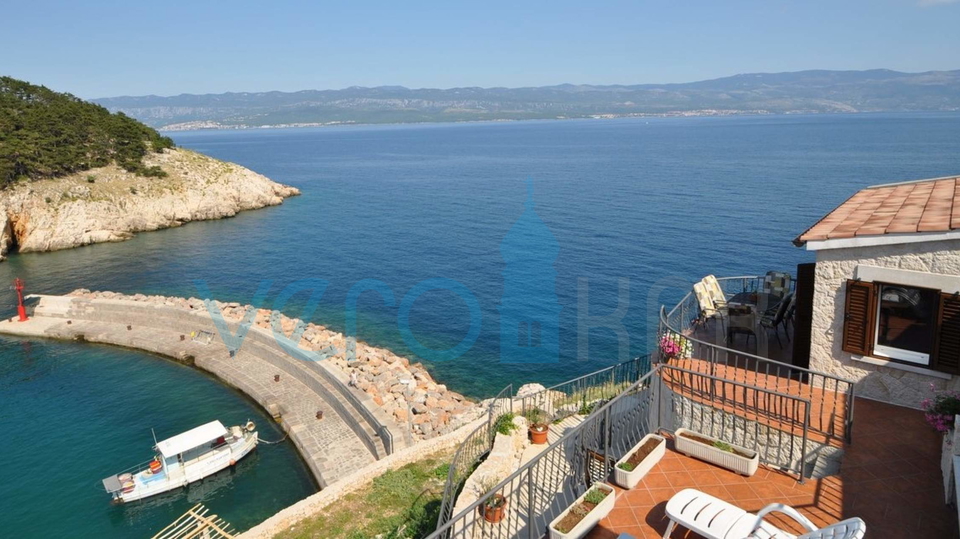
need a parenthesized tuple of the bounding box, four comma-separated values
(102, 420, 258, 503)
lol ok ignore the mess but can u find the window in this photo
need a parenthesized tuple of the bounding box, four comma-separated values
(873, 284, 939, 365)
(842, 278, 960, 374)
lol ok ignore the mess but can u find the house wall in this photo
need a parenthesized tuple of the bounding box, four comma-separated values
(812, 239, 960, 408)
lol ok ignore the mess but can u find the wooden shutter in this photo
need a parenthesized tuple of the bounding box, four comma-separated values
(933, 293, 960, 375)
(842, 280, 876, 356)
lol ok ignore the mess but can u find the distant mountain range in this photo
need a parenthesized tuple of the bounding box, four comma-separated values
(94, 69, 960, 131)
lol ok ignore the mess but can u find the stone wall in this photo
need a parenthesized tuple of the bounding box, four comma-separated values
(811, 239, 960, 407)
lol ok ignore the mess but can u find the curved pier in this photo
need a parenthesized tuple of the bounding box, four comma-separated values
(0, 294, 412, 488)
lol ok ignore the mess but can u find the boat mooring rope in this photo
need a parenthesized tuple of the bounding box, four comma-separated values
(258, 433, 289, 445)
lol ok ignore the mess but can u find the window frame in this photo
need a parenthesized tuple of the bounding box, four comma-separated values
(871, 281, 939, 366)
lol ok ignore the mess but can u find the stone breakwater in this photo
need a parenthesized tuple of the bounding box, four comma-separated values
(67, 289, 480, 441)
(0, 148, 299, 260)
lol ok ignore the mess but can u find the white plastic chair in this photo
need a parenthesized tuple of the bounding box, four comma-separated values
(663, 489, 865, 539)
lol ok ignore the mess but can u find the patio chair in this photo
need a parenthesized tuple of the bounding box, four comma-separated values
(663, 488, 866, 539)
(693, 282, 725, 333)
(726, 306, 756, 347)
(759, 291, 793, 348)
(702, 274, 728, 311)
(784, 293, 797, 333)
(763, 271, 792, 300)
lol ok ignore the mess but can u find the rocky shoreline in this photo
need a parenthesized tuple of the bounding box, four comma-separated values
(0, 148, 299, 260)
(66, 289, 481, 441)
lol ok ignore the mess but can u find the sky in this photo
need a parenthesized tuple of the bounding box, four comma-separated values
(1, 0, 958, 99)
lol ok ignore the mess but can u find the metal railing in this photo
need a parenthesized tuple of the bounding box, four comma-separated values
(518, 355, 652, 421)
(428, 369, 660, 539)
(426, 362, 814, 539)
(435, 356, 650, 531)
(658, 363, 811, 479)
(661, 275, 856, 444)
(664, 275, 796, 334)
(436, 384, 514, 528)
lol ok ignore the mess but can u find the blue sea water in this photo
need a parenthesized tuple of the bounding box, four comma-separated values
(1, 113, 960, 537)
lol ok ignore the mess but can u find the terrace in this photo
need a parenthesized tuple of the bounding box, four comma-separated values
(427, 274, 958, 539)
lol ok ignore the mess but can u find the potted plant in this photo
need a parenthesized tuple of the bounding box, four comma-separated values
(548, 483, 615, 539)
(674, 428, 758, 476)
(477, 477, 507, 524)
(525, 408, 550, 444)
(614, 433, 666, 489)
(659, 332, 691, 360)
(921, 386, 960, 434)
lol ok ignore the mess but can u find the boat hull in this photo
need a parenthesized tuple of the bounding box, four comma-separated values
(113, 431, 258, 503)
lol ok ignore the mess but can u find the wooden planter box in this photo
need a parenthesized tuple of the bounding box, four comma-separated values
(614, 434, 666, 489)
(674, 428, 758, 477)
(548, 483, 615, 539)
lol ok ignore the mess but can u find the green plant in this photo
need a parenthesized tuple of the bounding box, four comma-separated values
(493, 412, 517, 435)
(478, 476, 505, 507)
(921, 386, 960, 433)
(524, 407, 549, 427)
(432, 462, 450, 480)
(712, 441, 734, 453)
(130, 186, 138, 194)
(86, 174, 96, 183)
(616, 461, 636, 471)
(583, 486, 609, 505)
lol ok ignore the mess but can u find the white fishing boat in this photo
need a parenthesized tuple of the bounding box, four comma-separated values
(102, 420, 258, 503)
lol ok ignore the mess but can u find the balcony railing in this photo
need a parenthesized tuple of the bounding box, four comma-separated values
(660, 275, 856, 444)
(426, 362, 815, 539)
(517, 355, 652, 421)
(436, 383, 514, 528)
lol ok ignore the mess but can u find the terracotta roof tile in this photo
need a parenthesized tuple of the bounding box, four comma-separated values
(795, 176, 960, 246)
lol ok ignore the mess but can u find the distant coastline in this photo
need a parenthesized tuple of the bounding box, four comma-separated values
(96, 68, 960, 132)
(157, 108, 960, 133)
(156, 109, 780, 132)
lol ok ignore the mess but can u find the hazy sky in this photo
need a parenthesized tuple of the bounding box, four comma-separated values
(2, 0, 958, 99)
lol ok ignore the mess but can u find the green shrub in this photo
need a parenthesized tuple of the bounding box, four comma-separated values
(86, 175, 96, 183)
(493, 412, 517, 435)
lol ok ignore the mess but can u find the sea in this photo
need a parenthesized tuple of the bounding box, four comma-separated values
(1, 113, 959, 537)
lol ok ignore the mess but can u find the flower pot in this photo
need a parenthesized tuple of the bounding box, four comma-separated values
(481, 494, 507, 524)
(548, 482, 615, 539)
(674, 428, 758, 477)
(530, 425, 549, 445)
(613, 433, 665, 489)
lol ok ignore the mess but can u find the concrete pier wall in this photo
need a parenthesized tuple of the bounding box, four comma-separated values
(0, 294, 412, 487)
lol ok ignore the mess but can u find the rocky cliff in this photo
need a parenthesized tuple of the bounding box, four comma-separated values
(0, 148, 299, 260)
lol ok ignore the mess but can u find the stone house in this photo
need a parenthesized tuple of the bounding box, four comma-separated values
(794, 175, 960, 408)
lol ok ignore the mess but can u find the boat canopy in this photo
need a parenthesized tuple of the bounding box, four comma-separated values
(156, 421, 228, 458)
